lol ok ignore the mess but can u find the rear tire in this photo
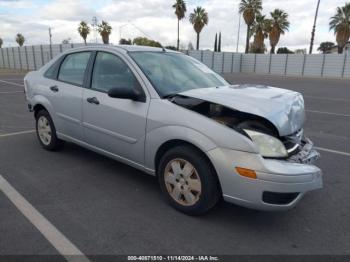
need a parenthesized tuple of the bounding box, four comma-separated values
(35, 110, 63, 151)
(158, 145, 221, 216)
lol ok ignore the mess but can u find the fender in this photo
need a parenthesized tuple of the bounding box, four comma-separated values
(31, 95, 57, 124)
(144, 125, 218, 171)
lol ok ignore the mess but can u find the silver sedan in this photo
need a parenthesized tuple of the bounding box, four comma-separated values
(24, 45, 322, 215)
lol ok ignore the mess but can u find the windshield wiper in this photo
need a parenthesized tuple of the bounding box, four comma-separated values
(162, 93, 180, 99)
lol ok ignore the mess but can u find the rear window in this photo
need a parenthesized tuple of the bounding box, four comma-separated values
(58, 52, 91, 86)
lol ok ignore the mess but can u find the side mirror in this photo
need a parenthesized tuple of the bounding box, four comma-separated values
(107, 87, 146, 102)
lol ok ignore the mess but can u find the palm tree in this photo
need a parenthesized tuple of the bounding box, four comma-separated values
(330, 3, 350, 54)
(173, 0, 187, 50)
(78, 21, 90, 45)
(15, 34, 25, 47)
(0, 38, 3, 48)
(317, 42, 336, 54)
(98, 21, 112, 44)
(189, 7, 209, 50)
(239, 0, 262, 53)
(251, 14, 270, 53)
(268, 9, 290, 54)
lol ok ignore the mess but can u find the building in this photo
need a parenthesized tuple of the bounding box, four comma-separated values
(330, 42, 350, 54)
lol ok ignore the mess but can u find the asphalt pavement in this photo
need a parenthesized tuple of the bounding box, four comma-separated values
(0, 72, 349, 259)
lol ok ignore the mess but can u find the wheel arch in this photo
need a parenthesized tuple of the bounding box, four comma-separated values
(154, 139, 223, 195)
(33, 104, 48, 118)
(31, 95, 56, 121)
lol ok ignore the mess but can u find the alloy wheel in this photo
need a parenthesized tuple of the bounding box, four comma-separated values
(164, 158, 202, 206)
(37, 116, 52, 146)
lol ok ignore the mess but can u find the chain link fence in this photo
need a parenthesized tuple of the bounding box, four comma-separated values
(0, 44, 349, 78)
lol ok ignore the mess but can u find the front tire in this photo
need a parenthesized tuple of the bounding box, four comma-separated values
(158, 145, 221, 216)
(35, 110, 63, 151)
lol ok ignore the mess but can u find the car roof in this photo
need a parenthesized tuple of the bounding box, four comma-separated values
(63, 44, 179, 54)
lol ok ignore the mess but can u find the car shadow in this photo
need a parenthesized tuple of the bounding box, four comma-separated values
(58, 142, 297, 227)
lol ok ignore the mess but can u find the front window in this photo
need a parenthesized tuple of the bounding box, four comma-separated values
(129, 52, 228, 97)
(91, 52, 140, 93)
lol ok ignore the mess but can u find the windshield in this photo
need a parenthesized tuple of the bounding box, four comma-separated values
(129, 52, 228, 97)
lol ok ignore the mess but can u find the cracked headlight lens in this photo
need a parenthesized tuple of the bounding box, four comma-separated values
(244, 129, 288, 158)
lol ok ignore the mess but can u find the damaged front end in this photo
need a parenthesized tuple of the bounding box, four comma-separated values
(169, 94, 320, 165)
(286, 137, 320, 164)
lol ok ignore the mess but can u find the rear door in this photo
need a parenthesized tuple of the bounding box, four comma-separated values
(49, 51, 92, 141)
(82, 51, 149, 165)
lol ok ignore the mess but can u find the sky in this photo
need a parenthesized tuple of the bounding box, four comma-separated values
(0, 0, 347, 52)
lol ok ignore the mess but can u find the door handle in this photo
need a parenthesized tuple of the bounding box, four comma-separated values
(50, 85, 59, 92)
(87, 97, 100, 105)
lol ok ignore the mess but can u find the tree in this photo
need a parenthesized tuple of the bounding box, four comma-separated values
(98, 21, 112, 44)
(165, 46, 177, 50)
(268, 9, 290, 54)
(62, 38, 71, 44)
(317, 42, 336, 54)
(0, 38, 3, 48)
(15, 33, 25, 47)
(330, 3, 350, 54)
(251, 14, 270, 53)
(214, 33, 218, 52)
(188, 42, 194, 51)
(78, 21, 90, 45)
(173, 0, 187, 50)
(218, 32, 222, 52)
(133, 37, 162, 47)
(239, 0, 263, 53)
(249, 42, 267, 53)
(189, 7, 209, 50)
(119, 38, 132, 45)
(277, 47, 294, 54)
(295, 49, 307, 54)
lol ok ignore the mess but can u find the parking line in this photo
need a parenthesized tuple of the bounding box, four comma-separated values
(0, 130, 35, 138)
(315, 147, 350, 157)
(306, 110, 350, 117)
(0, 91, 24, 94)
(304, 95, 350, 103)
(0, 79, 24, 82)
(0, 175, 91, 262)
(0, 79, 24, 87)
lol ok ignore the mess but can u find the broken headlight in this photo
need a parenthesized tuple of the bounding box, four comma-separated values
(244, 129, 288, 158)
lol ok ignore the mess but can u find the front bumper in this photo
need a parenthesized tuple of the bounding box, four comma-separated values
(207, 139, 322, 211)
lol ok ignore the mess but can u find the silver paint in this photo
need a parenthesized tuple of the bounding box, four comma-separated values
(24, 45, 322, 211)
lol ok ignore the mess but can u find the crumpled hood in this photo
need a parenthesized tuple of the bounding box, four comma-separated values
(179, 84, 305, 136)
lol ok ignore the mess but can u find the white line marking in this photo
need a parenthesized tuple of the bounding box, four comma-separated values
(315, 147, 350, 157)
(0, 79, 24, 87)
(0, 175, 90, 262)
(0, 79, 24, 82)
(304, 95, 350, 103)
(0, 130, 35, 138)
(306, 110, 350, 117)
(0, 91, 23, 94)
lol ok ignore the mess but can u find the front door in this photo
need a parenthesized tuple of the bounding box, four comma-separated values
(82, 51, 149, 165)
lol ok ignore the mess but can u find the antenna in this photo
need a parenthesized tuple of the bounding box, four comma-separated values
(129, 23, 166, 51)
(49, 27, 52, 45)
(91, 16, 98, 43)
(117, 22, 166, 51)
(119, 23, 129, 42)
(236, 12, 241, 53)
(309, 0, 321, 54)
